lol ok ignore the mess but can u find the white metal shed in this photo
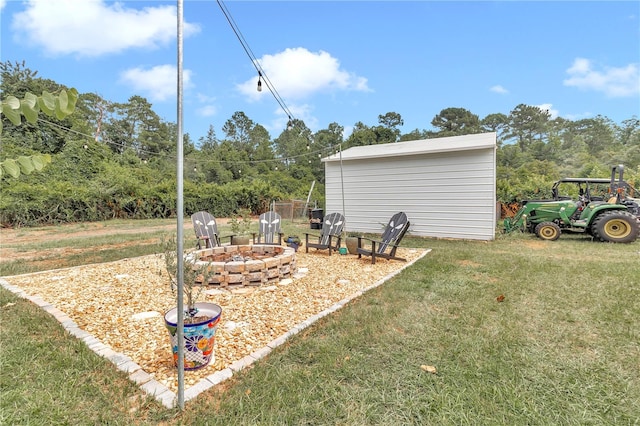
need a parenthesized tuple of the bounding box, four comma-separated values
(323, 132, 497, 241)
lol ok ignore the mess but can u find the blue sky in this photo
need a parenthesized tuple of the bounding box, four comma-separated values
(1, 0, 639, 142)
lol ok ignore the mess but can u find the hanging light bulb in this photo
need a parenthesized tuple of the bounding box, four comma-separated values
(257, 71, 263, 92)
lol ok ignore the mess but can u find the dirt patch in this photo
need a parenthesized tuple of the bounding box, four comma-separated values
(0, 220, 232, 262)
(522, 240, 548, 249)
(1, 222, 186, 246)
(1, 239, 163, 267)
(458, 259, 482, 267)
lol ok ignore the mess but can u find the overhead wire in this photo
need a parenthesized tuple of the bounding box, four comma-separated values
(36, 117, 338, 166)
(32, 1, 331, 168)
(215, 0, 296, 124)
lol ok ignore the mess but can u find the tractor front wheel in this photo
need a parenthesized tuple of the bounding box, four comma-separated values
(534, 222, 561, 241)
(591, 211, 639, 243)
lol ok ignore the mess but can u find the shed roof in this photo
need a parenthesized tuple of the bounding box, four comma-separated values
(323, 132, 496, 162)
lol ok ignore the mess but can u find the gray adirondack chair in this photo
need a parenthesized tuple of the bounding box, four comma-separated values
(304, 212, 345, 255)
(191, 211, 220, 249)
(357, 212, 410, 264)
(253, 211, 284, 245)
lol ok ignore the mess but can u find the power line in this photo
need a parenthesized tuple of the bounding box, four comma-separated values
(33, 0, 337, 169)
(216, 0, 296, 125)
(36, 117, 338, 167)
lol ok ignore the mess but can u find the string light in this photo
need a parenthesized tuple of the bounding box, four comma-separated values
(34, 3, 343, 172)
(216, 0, 296, 128)
(37, 117, 337, 168)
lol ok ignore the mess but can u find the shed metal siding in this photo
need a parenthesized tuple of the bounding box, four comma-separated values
(323, 133, 496, 241)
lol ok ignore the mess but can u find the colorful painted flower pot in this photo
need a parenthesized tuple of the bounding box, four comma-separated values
(164, 302, 222, 370)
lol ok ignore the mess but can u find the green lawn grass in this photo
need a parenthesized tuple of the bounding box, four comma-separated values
(1, 220, 639, 425)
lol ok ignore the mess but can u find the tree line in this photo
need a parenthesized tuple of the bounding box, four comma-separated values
(1, 60, 638, 226)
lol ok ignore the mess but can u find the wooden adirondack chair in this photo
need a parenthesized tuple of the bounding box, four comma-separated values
(304, 212, 345, 255)
(357, 212, 410, 264)
(191, 211, 220, 249)
(252, 211, 284, 245)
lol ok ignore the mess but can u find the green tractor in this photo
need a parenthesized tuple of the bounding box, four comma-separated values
(504, 165, 640, 243)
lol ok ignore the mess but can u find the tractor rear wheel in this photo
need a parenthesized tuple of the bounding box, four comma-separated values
(591, 211, 639, 243)
(534, 222, 561, 241)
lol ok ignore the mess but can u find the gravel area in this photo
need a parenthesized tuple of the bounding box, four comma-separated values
(3, 248, 427, 392)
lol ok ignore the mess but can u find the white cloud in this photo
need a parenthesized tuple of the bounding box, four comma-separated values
(195, 94, 217, 117)
(196, 93, 215, 103)
(563, 57, 640, 98)
(342, 125, 354, 139)
(535, 103, 559, 119)
(236, 47, 371, 101)
(0, 0, 6, 11)
(11, 0, 200, 57)
(119, 65, 192, 102)
(197, 105, 217, 117)
(261, 102, 318, 134)
(490, 85, 508, 94)
(564, 112, 593, 121)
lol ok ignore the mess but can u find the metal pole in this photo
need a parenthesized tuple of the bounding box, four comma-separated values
(176, 0, 185, 410)
(303, 180, 315, 219)
(339, 143, 346, 222)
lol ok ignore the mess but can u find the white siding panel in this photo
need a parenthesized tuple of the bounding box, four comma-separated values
(324, 134, 496, 241)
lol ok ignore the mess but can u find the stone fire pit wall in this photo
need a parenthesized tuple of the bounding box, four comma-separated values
(187, 244, 297, 288)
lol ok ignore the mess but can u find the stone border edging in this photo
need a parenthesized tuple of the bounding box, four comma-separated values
(0, 249, 432, 409)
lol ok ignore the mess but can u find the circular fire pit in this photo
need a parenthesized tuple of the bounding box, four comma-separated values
(186, 244, 297, 288)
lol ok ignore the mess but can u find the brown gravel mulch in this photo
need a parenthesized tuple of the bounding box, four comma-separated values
(2, 248, 428, 393)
